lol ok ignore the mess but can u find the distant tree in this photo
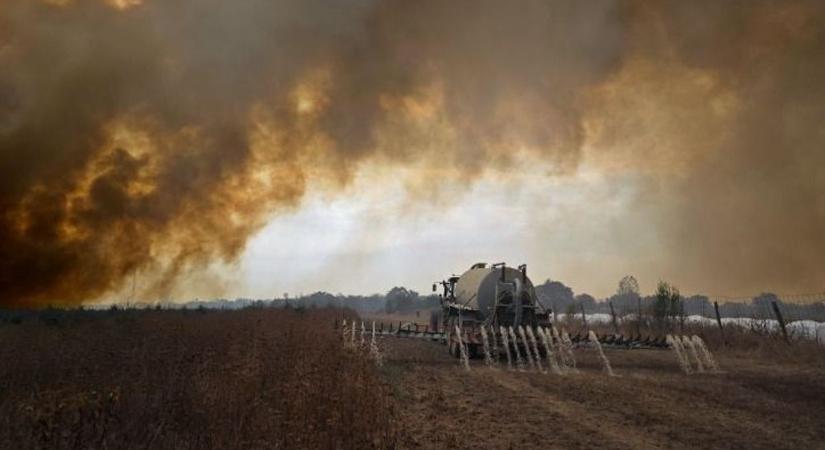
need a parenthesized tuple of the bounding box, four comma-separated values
(752, 292, 780, 307)
(612, 275, 641, 316)
(618, 276, 640, 297)
(683, 295, 711, 317)
(653, 282, 669, 326)
(575, 293, 596, 311)
(653, 281, 681, 330)
(535, 280, 574, 313)
(306, 291, 336, 308)
(669, 288, 682, 324)
(565, 302, 579, 318)
(385, 287, 418, 313)
(751, 292, 780, 320)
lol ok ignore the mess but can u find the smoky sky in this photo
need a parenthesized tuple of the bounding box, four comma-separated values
(0, 0, 823, 307)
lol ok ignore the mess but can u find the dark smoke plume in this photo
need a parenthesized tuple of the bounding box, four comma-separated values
(0, 0, 823, 306)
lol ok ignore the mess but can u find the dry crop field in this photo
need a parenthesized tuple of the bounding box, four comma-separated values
(376, 318, 825, 450)
(0, 308, 396, 449)
(2, 308, 825, 450)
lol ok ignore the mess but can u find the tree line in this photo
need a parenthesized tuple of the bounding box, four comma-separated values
(535, 276, 825, 323)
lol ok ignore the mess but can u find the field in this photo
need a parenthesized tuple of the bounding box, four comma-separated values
(382, 334, 825, 449)
(2, 308, 825, 449)
(0, 308, 396, 449)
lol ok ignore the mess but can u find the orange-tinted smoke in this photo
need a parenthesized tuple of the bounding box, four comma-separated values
(1, 0, 824, 306)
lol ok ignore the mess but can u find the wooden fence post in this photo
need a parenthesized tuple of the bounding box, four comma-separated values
(609, 301, 619, 335)
(714, 301, 727, 346)
(771, 300, 790, 344)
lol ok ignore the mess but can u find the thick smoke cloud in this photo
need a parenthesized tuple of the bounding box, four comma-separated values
(586, 1, 825, 295)
(0, 0, 823, 306)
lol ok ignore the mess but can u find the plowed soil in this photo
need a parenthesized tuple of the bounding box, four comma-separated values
(378, 337, 825, 450)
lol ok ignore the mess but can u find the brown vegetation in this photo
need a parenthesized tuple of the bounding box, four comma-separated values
(3, 307, 824, 449)
(554, 316, 825, 368)
(0, 308, 397, 449)
(382, 328, 825, 449)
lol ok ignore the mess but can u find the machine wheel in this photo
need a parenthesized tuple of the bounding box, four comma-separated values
(449, 339, 461, 359)
(468, 344, 479, 359)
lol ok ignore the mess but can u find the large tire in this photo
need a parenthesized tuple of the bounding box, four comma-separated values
(449, 340, 460, 358)
(468, 344, 479, 359)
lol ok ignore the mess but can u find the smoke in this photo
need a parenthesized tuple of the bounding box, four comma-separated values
(0, 0, 823, 306)
(584, 1, 825, 295)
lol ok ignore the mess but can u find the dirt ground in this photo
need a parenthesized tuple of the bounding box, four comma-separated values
(377, 336, 825, 450)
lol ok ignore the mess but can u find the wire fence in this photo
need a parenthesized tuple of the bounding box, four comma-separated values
(709, 292, 825, 322)
(547, 290, 825, 345)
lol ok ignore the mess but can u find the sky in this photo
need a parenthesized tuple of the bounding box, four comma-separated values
(238, 159, 659, 299)
(1, 0, 824, 306)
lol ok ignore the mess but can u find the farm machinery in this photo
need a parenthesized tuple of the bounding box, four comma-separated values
(427, 262, 669, 358)
(336, 262, 670, 362)
(432, 262, 550, 357)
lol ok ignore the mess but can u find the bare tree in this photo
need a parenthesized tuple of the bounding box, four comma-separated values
(617, 275, 640, 297)
(613, 275, 641, 317)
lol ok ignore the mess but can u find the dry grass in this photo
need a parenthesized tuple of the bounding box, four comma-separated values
(0, 308, 397, 449)
(381, 328, 825, 449)
(555, 316, 825, 368)
(3, 306, 821, 449)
